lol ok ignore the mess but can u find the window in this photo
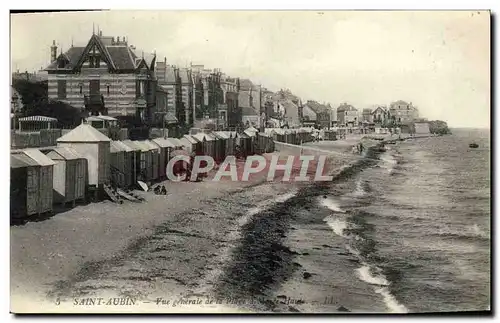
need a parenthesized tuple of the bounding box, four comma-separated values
(106, 84, 110, 96)
(79, 83, 83, 95)
(95, 56, 101, 68)
(136, 80, 146, 98)
(58, 59, 65, 69)
(89, 56, 94, 68)
(57, 80, 67, 99)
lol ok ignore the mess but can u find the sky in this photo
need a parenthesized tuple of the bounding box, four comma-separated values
(10, 10, 490, 128)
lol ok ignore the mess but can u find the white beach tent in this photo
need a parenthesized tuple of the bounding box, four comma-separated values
(56, 123, 111, 188)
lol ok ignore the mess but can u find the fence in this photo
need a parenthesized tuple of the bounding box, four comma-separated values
(11, 129, 62, 149)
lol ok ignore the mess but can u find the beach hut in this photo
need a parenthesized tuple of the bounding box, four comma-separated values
(180, 135, 200, 155)
(165, 138, 184, 149)
(213, 131, 229, 160)
(121, 140, 143, 185)
(11, 153, 38, 218)
(152, 138, 175, 180)
(130, 140, 153, 183)
(246, 126, 259, 135)
(244, 129, 258, 155)
(57, 124, 111, 198)
(192, 133, 216, 161)
(141, 140, 161, 182)
(236, 131, 252, 157)
(113, 140, 135, 188)
(109, 141, 127, 188)
(20, 149, 56, 216)
(45, 147, 87, 205)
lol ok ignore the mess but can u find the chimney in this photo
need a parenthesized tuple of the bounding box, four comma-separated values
(117, 36, 120, 43)
(50, 40, 57, 62)
(112, 37, 115, 44)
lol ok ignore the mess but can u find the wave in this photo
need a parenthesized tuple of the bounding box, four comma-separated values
(431, 228, 490, 242)
(324, 215, 348, 237)
(379, 152, 398, 174)
(319, 197, 345, 213)
(470, 224, 489, 239)
(274, 192, 297, 203)
(375, 287, 409, 313)
(356, 265, 390, 286)
(242, 191, 298, 226)
(352, 179, 367, 198)
(356, 264, 408, 313)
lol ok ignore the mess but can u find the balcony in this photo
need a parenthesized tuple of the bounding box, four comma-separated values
(84, 94, 105, 106)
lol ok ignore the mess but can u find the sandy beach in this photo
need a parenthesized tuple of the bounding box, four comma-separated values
(10, 136, 384, 313)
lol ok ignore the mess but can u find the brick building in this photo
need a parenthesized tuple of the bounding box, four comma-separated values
(388, 100, 419, 124)
(44, 31, 156, 125)
(155, 58, 181, 127)
(337, 103, 359, 127)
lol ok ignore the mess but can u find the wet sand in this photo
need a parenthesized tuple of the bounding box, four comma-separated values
(10, 137, 380, 313)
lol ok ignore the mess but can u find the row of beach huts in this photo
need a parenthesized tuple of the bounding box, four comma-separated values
(10, 124, 334, 220)
(10, 124, 282, 219)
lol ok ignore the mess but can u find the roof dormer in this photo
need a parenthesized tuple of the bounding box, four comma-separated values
(57, 53, 70, 69)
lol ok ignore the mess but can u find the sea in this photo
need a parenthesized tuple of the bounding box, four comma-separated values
(214, 129, 491, 313)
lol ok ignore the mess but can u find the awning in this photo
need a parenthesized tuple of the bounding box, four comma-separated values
(18, 115, 57, 122)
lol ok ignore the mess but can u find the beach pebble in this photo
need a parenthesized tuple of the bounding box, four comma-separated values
(303, 272, 313, 279)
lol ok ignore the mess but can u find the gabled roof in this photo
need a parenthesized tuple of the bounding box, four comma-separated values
(304, 101, 329, 114)
(110, 141, 126, 153)
(372, 106, 388, 114)
(237, 132, 250, 139)
(11, 153, 37, 169)
(45, 34, 154, 72)
(45, 46, 85, 71)
(152, 138, 176, 149)
(390, 100, 410, 107)
(133, 141, 154, 152)
(46, 147, 83, 160)
(23, 149, 56, 166)
(166, 138, 184, 148)
(192, 133, 215, 142)
(106, 46, 136, 70)
(213, 131, 230, 139)
(279, 100, 299, 113)
(121, 140, 142, 151)
(164, 111, 178, 123)
(140, 140, 161, 151)
(244, 129, 257, 137)
(113, 140, 133, 152)
(246, 126, 259, 133)
(337, 104, 357, 112)
(182, 135, 198, 144)
(57, 123, 111, 143)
